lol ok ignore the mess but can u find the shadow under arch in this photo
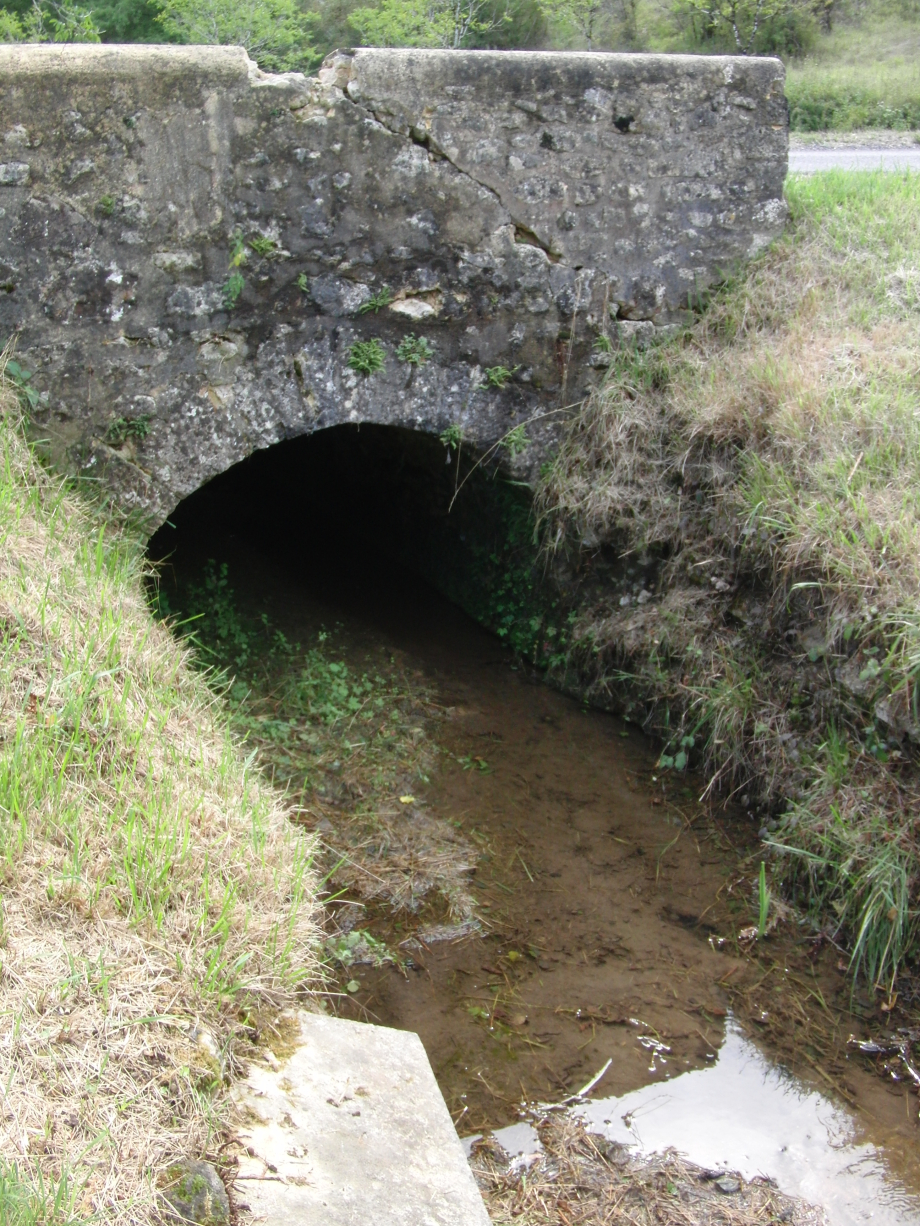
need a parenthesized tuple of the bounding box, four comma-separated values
(147, 423, 560, 664)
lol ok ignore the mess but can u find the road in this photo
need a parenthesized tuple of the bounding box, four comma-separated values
(789, 147, 920, 174)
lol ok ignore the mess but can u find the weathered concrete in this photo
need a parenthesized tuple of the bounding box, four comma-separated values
(232, 1010, 491, 1226)
(0, 45, 788, 525)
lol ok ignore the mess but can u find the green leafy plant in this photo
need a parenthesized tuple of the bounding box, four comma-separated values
(4, 360, 42, 411)
(482, 365, 519, 390)
(593, 333, 613, 353)
(658, 733, 695, 772)
(347, 338, 385, 376)
(296, 272, 309, 292)
(397, 334, 434, 365)
(105, 415, 150, 447)
(228, 233, 248, 268)
(325, 928, 391, 969)
(358, 286, 394, 315)
(440, 423, 463, 452)
(501, 424, 529, 456)
(222, 270, 245, 311)
(249, 235, 277, 257)
(96, 194, 116, 217)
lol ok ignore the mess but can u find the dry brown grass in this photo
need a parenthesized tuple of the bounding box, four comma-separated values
(0, 390, 321, 1222)
(472, 1115, 826, 1226)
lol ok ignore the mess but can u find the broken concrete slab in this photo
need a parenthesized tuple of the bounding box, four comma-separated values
(232, 1011, 490, 1226)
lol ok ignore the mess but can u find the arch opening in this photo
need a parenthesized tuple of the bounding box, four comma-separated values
(148, 423, 561, 665)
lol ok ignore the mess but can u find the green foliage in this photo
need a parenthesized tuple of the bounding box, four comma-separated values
(481, 364, 519, 390)
(787, 79, 920, 130)
(296, 272, 309, 292)
(397, 334, 434, 365)
(439, 423, 463, 451)
(358, 285, 393, 314)
(104, 414, 150, 446)
(229, 232, 248, 268)
(88, 0, 165, 39)
(96, 194, 116, 216)
(348, 0, 509, 48)
(658, 733, 695, 772)
(178, 559, 265, 671)
(325, 928, 391, 968)
(347, 338, 385, 376)
(158, 0, 318, 72)
(676, 0, 801, 53)
(501, 424, 529, 456)
(2, 359, 43, 413)
(222, 269, 245, 311)
(1, 0, 103, 40)
(248, 235, 277, 257)
(0, 1163, 84, 1226)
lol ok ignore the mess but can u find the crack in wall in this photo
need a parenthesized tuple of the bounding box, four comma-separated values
(328, 56, 570, 272)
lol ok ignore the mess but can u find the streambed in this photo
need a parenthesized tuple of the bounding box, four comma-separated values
(151, 483, 920, 1226)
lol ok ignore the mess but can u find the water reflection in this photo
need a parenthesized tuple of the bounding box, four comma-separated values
(479, 1021, 920, 1226)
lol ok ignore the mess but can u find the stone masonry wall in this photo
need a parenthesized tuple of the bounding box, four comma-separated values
(0, 44, 787, 526)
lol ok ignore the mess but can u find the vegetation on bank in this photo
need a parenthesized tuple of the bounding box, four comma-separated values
(539, 169, 920, 993)
(0, 394, 320, 1223)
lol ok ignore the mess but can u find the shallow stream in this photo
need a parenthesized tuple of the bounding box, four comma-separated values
(151, 441, 920, 1225)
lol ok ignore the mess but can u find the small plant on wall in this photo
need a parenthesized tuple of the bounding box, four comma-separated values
(397, 334, 434, 365)
(347, 338, 385, 376)
(482, 364, 520, 390)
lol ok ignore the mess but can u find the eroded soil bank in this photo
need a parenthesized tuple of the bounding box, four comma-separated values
(150, 486, 920, 1218)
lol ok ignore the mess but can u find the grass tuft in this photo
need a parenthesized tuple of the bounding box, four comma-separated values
(0, 380, 320, 1223)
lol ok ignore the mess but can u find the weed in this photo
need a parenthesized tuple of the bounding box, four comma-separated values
(481, 365, 519, 390)
(248, 235, 277, 257)
(592, 333, 613, 353)
(222, 270, 245, 311)
(3, 359, 42, 412)
(440, 423, 463, 451)
(296, 272, 309, 292)
(397, 334, 434, 365)
(104, 414, 150, 447)
(358, 286, 393, 314)
(96, 194, 115, 216)
(501, 424, 529, 457)
(325, 928, 391, 969)
(228, 232, 248, 268)
(347, 338, 385, 376)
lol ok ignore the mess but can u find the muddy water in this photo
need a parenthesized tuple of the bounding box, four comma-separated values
(152, 524, 920, 1222)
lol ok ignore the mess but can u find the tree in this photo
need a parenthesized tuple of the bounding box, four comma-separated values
(348, 0, 509, 48)
(0, 0, 102, 39)
(679, 0, 792, 51)
(158, 0, 318, 70)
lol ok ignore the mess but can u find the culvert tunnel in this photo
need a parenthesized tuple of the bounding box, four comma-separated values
(147, 421, 558, 665)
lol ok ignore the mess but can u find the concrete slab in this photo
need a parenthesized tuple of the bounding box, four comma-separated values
(232, 1012, 491, 1226)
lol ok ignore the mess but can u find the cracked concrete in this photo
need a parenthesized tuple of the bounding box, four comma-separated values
(0, 44, 787, 526)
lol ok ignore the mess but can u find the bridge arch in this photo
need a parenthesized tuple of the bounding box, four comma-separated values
(0, 44, 787, 527)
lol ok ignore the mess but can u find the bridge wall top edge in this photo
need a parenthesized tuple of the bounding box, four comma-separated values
(0, 42, 783, 84)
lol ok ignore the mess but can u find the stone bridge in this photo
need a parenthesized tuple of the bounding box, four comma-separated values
(0, 44, 787, 526)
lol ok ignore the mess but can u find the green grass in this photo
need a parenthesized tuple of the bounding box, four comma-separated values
(539, 170, 920, 992)
(786, 18, 920, 130)
(0, 394, 320, 1222)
